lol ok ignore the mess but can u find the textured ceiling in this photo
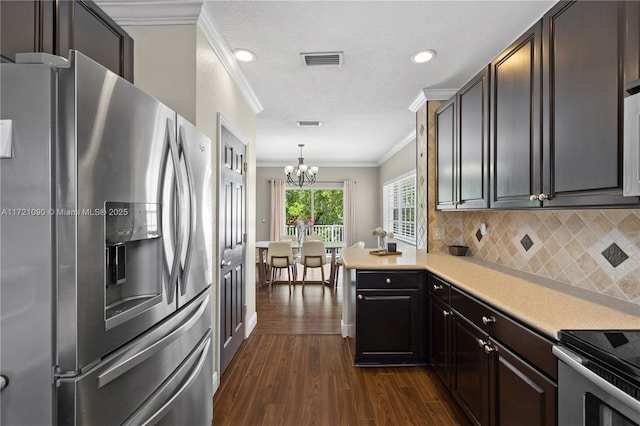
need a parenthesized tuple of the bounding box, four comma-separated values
(206, 1, 555, 166)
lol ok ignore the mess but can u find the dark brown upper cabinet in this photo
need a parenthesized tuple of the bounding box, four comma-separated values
(1, 0, 133, 83)
(436, 67, 490, 210)
(490, 23, 543, 209)
(436, 97, 457, 210)
(541, 0, 638, 207)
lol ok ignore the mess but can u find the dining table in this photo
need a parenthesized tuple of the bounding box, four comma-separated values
(255, 240, 345, 288)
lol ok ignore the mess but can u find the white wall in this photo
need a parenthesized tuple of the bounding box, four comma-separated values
(124, 25, 197, 123)
(379, 139, 416, 185)
(124, 23, 257, 391)
(256, 167, 380, 247)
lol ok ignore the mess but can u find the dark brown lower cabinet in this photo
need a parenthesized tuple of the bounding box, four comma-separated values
(452, 314, 490, 426)
(428, 273, 557, 426)
(429, 295, 452, 389)
(493, 339, 557, 426)
(354, 270, 425, 364)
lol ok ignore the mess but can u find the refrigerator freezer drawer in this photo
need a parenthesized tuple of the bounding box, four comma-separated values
(57, 290, 213, 425)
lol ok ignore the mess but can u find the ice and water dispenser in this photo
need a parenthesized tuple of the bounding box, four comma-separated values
(104, 202, 163, 329)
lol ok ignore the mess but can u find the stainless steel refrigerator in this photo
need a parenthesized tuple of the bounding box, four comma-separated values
(0, 50, 213, 425)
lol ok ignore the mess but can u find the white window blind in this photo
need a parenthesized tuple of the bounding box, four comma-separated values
(383, 172, 416, 244)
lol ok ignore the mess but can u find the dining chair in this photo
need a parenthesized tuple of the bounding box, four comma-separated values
(333, 241, 365, 287)
(300, 240, 326, 293)
(267, 241, 295, 293)
(304, 234, 324, 241)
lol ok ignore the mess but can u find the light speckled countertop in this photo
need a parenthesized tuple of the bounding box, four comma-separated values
(340, 248, 640, 340)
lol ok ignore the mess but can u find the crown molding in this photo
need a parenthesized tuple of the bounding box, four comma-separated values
(377, 130, 416, 166)
(198, 5, 264, 114)
(408, 90, 426, 112)
(95, 0, 203, 26)
(423, 88, 457, 101)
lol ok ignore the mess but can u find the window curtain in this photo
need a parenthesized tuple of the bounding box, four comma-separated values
(269, 179, 286, 240)
(343, 180, 356, 246)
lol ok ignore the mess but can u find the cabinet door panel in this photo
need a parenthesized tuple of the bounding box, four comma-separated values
(429, 296, 451, 390)
(74, 1, 123, 77)
(436, 97, 456, 209)
(355, 290, 422, 362)
(459, 67, 490, 209)
(543, 0, 635, 207)
(0, 0, 54, 62)
(491, 24, 542, 209)
(452, 315, 489, 426)
(494, 341, 557, 426)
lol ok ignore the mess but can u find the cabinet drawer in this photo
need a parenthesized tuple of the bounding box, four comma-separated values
(451, 287, 557, 380)
(356, 270, 421, 290)
(428, 274, 451, 303)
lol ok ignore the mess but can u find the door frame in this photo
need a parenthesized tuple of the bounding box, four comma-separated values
(215, 113, 249, 384)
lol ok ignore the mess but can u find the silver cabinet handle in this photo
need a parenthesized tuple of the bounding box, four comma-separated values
(477, 338, 487, 348)
(357, 294, 363, 300)
(484, 344, 498, 354)
(538, 193, 548, 201)
(529, 194, 539, 201)
(220, 260, 231, 269)
(0, 375, 7, 391)
(482, 315, 496, 325)
(385, 278, 391, 284)
(443, 310, 451, 317)
(432, 284, 443, 291)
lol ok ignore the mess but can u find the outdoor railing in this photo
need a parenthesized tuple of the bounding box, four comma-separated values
(285, 224, 344, 242)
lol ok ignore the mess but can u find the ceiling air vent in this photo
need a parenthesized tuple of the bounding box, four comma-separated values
(296, 121, 323, 128)
(301, 51, 343, 67)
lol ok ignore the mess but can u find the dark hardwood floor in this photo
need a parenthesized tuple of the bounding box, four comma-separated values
(213, 270, 470, 426)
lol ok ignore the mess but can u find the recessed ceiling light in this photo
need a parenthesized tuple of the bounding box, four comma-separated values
(233, 49, 256, 63)
(411, 49, 436, 64)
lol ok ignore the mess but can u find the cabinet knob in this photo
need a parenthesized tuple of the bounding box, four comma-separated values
(477, 338, 487, 348)
(385, 278, 391, 284)
(538, 193, 548, 201)
(529, 194, 539, 201)
(482, 315, 496, 325)
(0, 375, 7, 391)
(433, 284, 443, 291)
(443, 310, 451, 317)
(357, 294, 363, 300)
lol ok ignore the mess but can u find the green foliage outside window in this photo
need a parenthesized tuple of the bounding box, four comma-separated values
(286, 189, 343, 225)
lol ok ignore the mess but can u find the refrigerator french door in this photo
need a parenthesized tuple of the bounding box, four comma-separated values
(1, 51, 213, 425)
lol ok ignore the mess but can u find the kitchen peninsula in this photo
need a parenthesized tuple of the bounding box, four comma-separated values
(341, 247, 640, 425)
(340, 247, 640, 341)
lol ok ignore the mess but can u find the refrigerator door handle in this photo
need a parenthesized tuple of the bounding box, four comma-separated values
(178, 125, 196, 296)
(166, 118, 185, 303)
(122, 333, 212, 426)
(97, 292, 209, 388)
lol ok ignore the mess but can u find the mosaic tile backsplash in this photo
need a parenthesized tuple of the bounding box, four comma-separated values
(423, 101, 640, 307)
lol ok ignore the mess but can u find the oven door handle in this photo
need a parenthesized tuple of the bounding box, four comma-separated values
(553, 345, 640, 413)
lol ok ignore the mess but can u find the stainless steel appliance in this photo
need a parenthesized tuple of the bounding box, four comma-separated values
(0, 50, 213, 425)
(554, 330, 640, 426)
(624, 79, 640, 196)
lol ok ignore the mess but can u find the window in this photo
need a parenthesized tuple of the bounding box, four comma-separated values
(285, 188, 344, 241)
(383, 172, 416, 244)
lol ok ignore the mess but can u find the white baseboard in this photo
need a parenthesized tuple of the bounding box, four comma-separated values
(212, 371, 219, 395)
(341, 320, 353, 338)
(245, 311, 257, 338)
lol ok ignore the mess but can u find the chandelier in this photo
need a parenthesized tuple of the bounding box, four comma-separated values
(284, 144, 319, 187)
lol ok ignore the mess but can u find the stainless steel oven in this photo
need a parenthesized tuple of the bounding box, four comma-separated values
(554, 330, 640, 426)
